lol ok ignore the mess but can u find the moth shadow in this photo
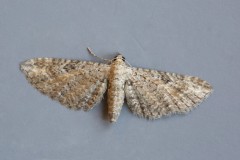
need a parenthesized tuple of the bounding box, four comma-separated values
(101, 93, 109, 122)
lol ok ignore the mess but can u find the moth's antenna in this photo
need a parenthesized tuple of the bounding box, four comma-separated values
(87, 47, 111, 62)
(125, 60, 132, 67)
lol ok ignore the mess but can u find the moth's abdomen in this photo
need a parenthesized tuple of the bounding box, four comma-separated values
(107, 80, 125, 122)
(107, 61, 131, 122)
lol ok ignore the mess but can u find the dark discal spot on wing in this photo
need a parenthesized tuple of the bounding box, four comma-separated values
(63, 62, 77, 72)
(160, 74, 172, 84)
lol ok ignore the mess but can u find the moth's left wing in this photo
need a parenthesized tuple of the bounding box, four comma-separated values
(125, 68, 213, 119)
(20, 58, 110, 111)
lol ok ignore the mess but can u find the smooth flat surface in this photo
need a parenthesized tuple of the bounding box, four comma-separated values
(1, 0, 240, 160)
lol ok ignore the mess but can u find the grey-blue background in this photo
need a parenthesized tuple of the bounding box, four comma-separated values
(1, 0, 239, 160)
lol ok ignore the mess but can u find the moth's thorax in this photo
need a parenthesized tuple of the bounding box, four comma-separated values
(107, 57, 132, 122)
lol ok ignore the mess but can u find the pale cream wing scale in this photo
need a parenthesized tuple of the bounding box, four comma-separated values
(20, 58, 109, 111)
(125, 68, 213, 119)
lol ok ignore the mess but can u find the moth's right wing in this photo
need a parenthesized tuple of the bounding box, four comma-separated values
(20, 58, 110, 111)
(125, 68, 213, 119)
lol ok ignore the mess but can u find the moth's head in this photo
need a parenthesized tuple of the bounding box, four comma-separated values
(113, 54, 125, 62)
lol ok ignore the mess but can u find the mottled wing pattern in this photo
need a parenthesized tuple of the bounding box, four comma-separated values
(20, 58, 109, 111)
(125, 68, 213, 119)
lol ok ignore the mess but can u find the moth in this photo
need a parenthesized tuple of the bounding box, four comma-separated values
(20, 48, 213, 122)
